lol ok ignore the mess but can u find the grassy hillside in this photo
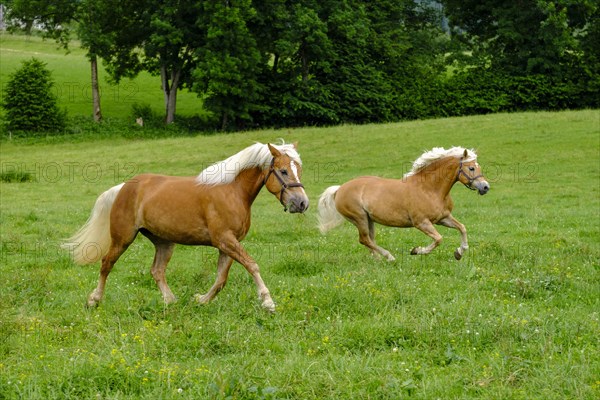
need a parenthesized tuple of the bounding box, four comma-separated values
(1, 110, 599, 399)
(0, 33, 204, 120)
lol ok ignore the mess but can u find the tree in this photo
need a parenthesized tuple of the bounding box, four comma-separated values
(4, 0, 74, 46)
(193, 0, 263, 130)
(145, 1, 202, 124)
(442, 0, 598, 76)
(249, 0, 338, 126)
(97, 0, 202, 124)
(2, 58, 66, 132)
(249, 0, 448, 126)
(74, 0, 121, 122)
(5, 0, 114, 122)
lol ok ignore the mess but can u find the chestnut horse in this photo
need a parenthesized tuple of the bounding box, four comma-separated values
(62, 142, 308, 311)
(318, 147, 489, 261)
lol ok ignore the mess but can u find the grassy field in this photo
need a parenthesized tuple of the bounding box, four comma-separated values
(0, 33, 204, 120)
(1, 110, 599, 399)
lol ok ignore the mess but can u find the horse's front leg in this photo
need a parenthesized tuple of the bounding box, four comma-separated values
(438, 215, 468, 260)
(217, 237, 276, 312)
(195, 250, 233, 304)
(411, 220, 443, 255)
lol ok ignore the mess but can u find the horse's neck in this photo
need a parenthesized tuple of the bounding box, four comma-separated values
(413, 157, 459, 196)
(231, 167, 266, 205)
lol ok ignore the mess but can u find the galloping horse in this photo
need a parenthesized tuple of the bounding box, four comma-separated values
(62, 142, 308, 311)
(318, 147, 489, 261)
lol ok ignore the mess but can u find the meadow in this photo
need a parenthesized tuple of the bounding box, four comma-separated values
(0, 33, 204, 121)
(0, 109, 599, 399)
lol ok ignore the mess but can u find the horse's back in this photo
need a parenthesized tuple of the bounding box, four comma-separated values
(113, 173, 252, 245)
(112, 174, 214, 244)
(115, 173, 196, 211)
(336, 175, 415, 227)
(337, 176, 404, 202)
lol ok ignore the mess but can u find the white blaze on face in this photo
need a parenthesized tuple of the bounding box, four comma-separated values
(289, 160, 307, 197)
(290, 160, 300, 181)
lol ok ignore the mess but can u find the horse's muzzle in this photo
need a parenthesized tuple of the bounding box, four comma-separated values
(286, 193, 310, 213)
(475, 180, 490, 195)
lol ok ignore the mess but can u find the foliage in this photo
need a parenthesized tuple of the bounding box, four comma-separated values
(5, 0, 131, 122)
(251, 0, 449, 127)
(441, 0, 600, 96)
(4, 0, 76, 47)
(0, 34, 206, 122)
(194, 0, 264, 131)
(432, 71, 599, 118)
(3, 0, 600, 130)
(1, 58, 67, 133)
(0, 111, 598, 398)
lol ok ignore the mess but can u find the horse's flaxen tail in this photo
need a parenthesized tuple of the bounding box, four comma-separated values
(61, 183, 124, 265)
(317, 185, 345, 234)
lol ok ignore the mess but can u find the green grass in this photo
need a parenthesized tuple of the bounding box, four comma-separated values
(1, 110, 599, 399)
(0, 33, 205, 120)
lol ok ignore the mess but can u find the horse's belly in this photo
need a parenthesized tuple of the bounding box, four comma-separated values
(141, 217, 213, 245)
(368, 206, 413, 228)
(338, 177, 414, 227)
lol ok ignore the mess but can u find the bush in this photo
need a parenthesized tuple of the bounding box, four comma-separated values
(130, 102, 162, 128)
(2, 58, 67, 133)
(429, 69, 600, 119)
(443, 71, 512, 116)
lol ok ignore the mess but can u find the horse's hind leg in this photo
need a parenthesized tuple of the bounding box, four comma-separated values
(411, 220, 442, 255)
(87, 238, 135, 307)
(195, 250, 234, 305)
(88, 218, 138, 307)
(438, 214, 468, 260)
(144, 234, 177, 303)
(352, 214, 395, 261)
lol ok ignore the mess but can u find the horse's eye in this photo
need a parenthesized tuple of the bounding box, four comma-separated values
(280, 169, 288, 176)
(469, 166, 475, 172)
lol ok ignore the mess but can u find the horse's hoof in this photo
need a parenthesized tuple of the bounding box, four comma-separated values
(411, 247, 419, 255)
(163, 295, 177, 304)
(86, 299, 99, 308)
(386, 254, 396, 262)
(454, 249, 462, 260)
(194, 293, 210, 304)
(262, 300, 276, 313)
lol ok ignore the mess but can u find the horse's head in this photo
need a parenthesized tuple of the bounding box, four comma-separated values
(458, 149, 490, 195)
(264, 143, 309, 213)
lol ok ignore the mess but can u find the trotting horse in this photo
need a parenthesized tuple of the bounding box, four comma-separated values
(62, 142, 309, 311)
(318, 147, 489, 261)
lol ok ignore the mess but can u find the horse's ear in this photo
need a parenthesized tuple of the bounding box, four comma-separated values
(268, 143, 282, 157)
(462, 149, 468, 159)
(293, 141, 299, 149)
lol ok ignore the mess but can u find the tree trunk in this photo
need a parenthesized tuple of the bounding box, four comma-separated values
(221, 112, 228, 131)
(90, 56, 102, 122)
(273, 53, 280, 74)
(166, 78, 178, 124)
(300, 43, 309, 83)
(161, 65, 180, 124)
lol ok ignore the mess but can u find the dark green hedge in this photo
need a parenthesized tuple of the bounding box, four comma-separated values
(252, 68, 599, 128)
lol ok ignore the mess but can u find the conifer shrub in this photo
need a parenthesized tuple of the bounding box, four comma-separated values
(2, 58, 66, 133)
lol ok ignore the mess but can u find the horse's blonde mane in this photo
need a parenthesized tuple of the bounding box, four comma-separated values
(404, 146, 477, 178)
(196, 141, 301, 186)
